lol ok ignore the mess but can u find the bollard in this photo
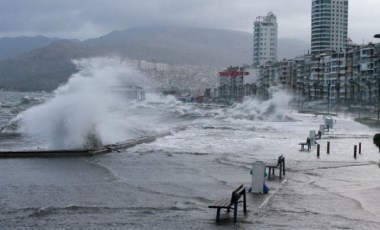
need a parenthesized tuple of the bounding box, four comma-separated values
(317, 144, 320, 158)
(327, 141, 330, 154)
(359, 142, 361, 154)
(354, 145, 357, 159)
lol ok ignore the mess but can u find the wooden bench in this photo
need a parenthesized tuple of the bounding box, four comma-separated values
(265, 155, 285, 180)
(208, 184, 247, 223)
(298, 142, 310, 151)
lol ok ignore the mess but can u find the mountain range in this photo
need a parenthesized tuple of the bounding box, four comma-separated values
(0, 26, 309, 91)
(0, 35, 62, 60)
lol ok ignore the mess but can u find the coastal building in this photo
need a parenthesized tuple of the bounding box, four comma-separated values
(255, 42, 380, 105)
(218, 66, 249, 103)
(311, 0, 349, 55)
(253, 12, 278, 66)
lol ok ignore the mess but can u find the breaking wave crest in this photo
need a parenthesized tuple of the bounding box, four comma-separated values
(13, 57, 155, 149)
(232, 89, 294, 121)
(174, 89, 294, 122)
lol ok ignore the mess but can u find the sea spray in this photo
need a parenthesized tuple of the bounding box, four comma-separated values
(151, 88, 295, 128)
(223, 88, 294, 121)
(16, 57, 151, 149)
(256, 88, 294, 120)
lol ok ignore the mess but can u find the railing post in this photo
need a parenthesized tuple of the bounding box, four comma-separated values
(354, 145, 357, 159)
(243, 190, 247, 213)
(317, 144, 320, 158)
(327, 141, 330, 154)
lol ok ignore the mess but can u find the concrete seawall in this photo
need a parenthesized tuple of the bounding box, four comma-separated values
(0, 126, 186, 158)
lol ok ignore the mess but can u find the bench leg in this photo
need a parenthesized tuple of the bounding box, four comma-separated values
(283, 160, 286, 176)
(279, 165, 282, 180)
(216, 208, 221, 223)
(234, 202, 238, 223)
(243, 191, 247, 213)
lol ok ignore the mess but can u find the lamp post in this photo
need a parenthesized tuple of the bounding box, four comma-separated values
(366, 82, 372, 104)
(302, 82, 306, 110)
(298, 82, 301, 107)
(378, 82, 380, 124)
(328, 83, 331, 115)
(350, 79, 361, 118)
(360, 84, 363, 118)
(335, 81, 341, 113)
(374, 34, 380, 123)
(360, 83, 371, 117)
(344, 82, 347, 103)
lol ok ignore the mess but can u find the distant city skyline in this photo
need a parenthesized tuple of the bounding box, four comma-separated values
(0, 0, 378, 44)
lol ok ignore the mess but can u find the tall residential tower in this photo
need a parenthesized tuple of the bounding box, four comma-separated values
(311, 0, 348, 54)
(253, 12, 278, 67)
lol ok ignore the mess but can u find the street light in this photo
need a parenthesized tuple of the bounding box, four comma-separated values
(328, 83, 331, 115)
(374, 34, 380, 123)
(349, 79, 361, 118)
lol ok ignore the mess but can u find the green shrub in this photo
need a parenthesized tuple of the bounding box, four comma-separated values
(373, 134, 380, 152)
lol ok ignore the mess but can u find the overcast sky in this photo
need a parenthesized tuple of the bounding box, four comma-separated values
(0, 0, 378, 44)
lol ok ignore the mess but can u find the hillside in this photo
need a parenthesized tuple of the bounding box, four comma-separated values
(0, 26, 309, 91)
(85, 26, 252, 67)
(0, 35, 62, 60)
(0, 40, 98, 91)
(85, 26, 308, 66)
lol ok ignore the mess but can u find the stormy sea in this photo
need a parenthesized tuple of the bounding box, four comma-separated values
(1, 58, 380, 229)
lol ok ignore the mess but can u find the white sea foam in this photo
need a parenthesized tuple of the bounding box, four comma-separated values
(238, 88, 294, 121)
(200, 87, 295, 122)
(16, 57, 153, 149)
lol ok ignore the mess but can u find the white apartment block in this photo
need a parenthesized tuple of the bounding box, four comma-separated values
(311, 0, 348, 54)
(253, 12, 278, 67)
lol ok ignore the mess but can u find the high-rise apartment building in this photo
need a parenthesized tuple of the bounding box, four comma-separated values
(311, 0, 348, 54)
(253, 12, 278, 67)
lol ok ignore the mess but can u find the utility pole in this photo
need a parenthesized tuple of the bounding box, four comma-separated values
(359, 85, 362, 119)
(374, 34, 380, 123)
(328, 83, 331, 115)
(378, 83, 380, 124)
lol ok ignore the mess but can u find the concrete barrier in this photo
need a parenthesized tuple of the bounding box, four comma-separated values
(0, 126, 187, 159)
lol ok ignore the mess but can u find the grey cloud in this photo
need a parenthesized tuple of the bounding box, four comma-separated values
(0, 0, 377, 43)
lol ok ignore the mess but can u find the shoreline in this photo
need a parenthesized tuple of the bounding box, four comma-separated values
(298, 109, 380, 130)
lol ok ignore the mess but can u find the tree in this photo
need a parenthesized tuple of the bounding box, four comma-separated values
(373, 133, 380, 153)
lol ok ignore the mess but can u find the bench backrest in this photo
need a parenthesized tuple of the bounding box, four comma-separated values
(230, 184, 245, 206)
